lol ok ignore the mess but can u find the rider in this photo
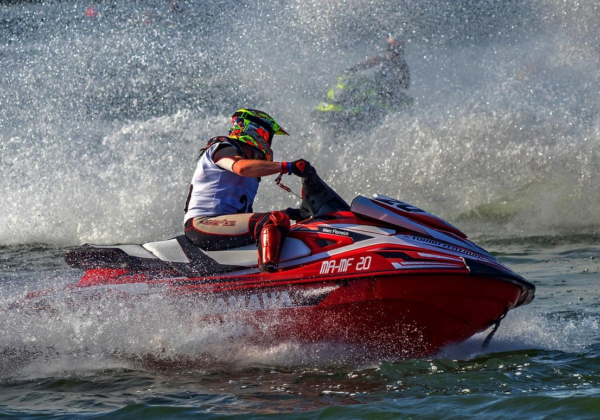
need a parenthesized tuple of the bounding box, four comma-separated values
(183, 109, 311, 273)
(346, 35, 410, 93)
(316, 35, 410, 115)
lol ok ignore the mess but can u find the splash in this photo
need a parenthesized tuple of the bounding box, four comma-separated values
(0, 289, 380, 378)
(438, 306, 600, 360)
(2, 288, 597, 379)
(1, 0, 600, 246)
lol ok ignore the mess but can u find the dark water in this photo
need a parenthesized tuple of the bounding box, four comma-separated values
(2, 0, 600, 417)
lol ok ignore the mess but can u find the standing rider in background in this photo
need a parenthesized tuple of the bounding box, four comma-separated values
(183, 109, 311, 273)
(315, 35, 411, 120)
(346, 35, 410, 96)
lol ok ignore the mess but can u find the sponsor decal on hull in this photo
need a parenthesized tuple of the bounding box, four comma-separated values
(320, 227, 350, 236)
(205, 286, 339, 314)
(211, 291, 293, 314)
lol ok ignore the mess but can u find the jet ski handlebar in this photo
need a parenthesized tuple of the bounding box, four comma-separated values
(299, 166, 350, 219)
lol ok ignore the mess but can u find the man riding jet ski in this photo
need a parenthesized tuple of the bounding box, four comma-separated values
(346, 34, 411, 95)
(17, 144, 535, 357)
(13, 108, 535, 357)
(315, 35, 413, 129)
(183, 109, 311, 273)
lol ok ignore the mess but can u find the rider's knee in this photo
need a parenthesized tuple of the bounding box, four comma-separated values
(254, 211, 291, 238)
(268, 211, 291, 229)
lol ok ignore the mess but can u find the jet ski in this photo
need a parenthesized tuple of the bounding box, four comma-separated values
(19, 167, 534, 358)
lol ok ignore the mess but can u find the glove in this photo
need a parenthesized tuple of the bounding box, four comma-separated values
(280, 159, 310, 178)
(280, 159, 313, 177)
(292, 159, 312, 177)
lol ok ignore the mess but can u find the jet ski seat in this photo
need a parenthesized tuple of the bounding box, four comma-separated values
(66, 235, 312, 277)
(66, 235, 245, 276)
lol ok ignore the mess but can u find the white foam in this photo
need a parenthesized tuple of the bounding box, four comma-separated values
(438, 305, 600, 360)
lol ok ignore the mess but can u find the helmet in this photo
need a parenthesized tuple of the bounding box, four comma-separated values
(228, 108, 289, 162)
(386, 35, 405, 54)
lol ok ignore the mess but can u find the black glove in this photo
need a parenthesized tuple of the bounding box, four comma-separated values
(291, 159, 313, 178)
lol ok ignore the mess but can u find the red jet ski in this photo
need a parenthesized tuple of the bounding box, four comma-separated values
(26, 167, 535, 357)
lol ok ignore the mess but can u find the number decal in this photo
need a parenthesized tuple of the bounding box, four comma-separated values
(320, 256, 372, 274)
(237, 194, 248, 213)
(356, 256, 371, 270)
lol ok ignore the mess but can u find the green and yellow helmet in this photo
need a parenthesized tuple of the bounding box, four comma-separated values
(228, 108, 289, 162)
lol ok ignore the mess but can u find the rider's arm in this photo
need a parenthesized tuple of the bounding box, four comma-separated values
(346, 55, 384, 73)
(213, 145, 284, 178)
(232, 159, 282, 177)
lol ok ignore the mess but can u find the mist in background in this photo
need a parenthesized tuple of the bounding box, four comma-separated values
(1, 0, 599, 245)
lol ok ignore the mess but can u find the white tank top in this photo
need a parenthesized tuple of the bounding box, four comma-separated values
(183, 142, 259, 223)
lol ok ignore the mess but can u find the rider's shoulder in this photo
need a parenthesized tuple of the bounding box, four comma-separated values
(212, 143, 240, 159)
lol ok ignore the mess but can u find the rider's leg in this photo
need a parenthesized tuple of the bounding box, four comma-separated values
(184, 213, 266, 251)
(185, 212, 291, 272)
(254, 211, 291, 273)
